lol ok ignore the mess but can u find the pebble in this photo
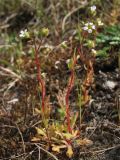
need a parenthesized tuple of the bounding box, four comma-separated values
(104, 80, 117, 90)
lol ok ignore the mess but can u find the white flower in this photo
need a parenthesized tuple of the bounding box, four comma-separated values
(90, 5, 96, 12)
(19, 29, 30, 38)
(83, 22, 96, 33)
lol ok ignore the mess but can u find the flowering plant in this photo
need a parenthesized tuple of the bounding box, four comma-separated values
(18, 5, 102, 158)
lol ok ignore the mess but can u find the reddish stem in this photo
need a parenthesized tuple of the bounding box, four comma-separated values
(65, 56, 77, 133)
(34, 40, 46, 112)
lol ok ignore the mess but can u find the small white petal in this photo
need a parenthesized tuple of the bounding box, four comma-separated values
(85, 23, 89, 26)
(83, 26, 88, 31)
(92, 25, 96, 30)
(89, 22, 93, 25)
(20, 30, 23, 34)
(19, 33, 24, 37)
(88, 29, 92, 33)
(90, 5, 96, 11)
(19, 29, 29, 38)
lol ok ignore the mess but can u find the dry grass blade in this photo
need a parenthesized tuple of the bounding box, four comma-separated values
(35, 144, 59, 160)
(62, 3, 88, 31)
(0, 66, 21, 79)
(15, 123, 26, 154)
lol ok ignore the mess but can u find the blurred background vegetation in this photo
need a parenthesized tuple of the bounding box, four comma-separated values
(0, 0, 120, 68)
(0, 0, 120, 34)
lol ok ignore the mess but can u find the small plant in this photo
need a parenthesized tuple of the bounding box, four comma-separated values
(19, 28, 93, 158)
(19, 3, 102, 157)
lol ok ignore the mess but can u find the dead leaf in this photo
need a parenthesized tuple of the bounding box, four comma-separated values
(66, 145, 73, 158)
(76, 138, 93, 146)
(52, 145, 60, 153)
(72, 130, 79, 137)
(36, 127, 46, 136)
(31, 137, 41, 142)
(35, 108, 41, 114)
(52, 144, 66, 153)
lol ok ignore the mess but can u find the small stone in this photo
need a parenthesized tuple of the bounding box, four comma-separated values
(104, 81, 117, 90)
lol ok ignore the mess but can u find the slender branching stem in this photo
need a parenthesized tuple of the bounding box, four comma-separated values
(65, 55, 77, 133)
(34, 40, 46, 113)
